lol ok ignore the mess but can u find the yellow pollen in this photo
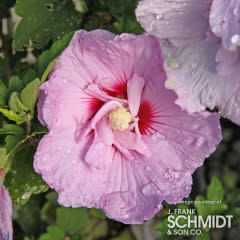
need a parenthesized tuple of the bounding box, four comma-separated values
(109, 107, 131, 131)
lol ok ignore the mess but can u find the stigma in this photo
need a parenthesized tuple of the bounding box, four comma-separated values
(109, 107, 131, 131)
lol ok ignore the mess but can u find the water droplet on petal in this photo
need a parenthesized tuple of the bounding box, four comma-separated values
(231, 34, 240, 48)
(196, 137, 205, 147)
(233, 8, 239, 16)
(212, 25, 222, 35)
(142, 183, 155, 197)
(163, 172, 170, 178)
(145, 166, 151, 171)
(42, 154, 48, 162)
(155, 13, 164, 20)
(174, 172, 180, 179)
(192, 123, 200, 130)
(185, 136, 195, 145)
(124, 214, 129, 218)
(67, 149, 72, 154)
(167, 58, 181, 70)
(190, 62, 198, 69)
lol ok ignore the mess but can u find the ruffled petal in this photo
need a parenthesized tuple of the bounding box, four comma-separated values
(38, 80, 103, 130)
(114, 130, 151, 158)
(39, 31, 162, 130)
(163, 38, 240, 125)
(96, 117, 114, 146)
(34, 127, 112, 208)
(138, 66, 222, 171)
(102, 150, 192, 224)
(210, 0, 240, 51)
(85, 135, 113, 170)
(0, 174, 13, 240)
(216, 46, 240, 76)
(136, 0, 211, 47)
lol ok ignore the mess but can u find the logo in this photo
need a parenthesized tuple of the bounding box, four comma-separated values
(165, 207, 233, 236)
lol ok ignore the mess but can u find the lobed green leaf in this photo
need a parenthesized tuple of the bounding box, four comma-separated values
(13, 0, 82, 52)
(21, 78, 41, 113)
(56, 207, 88, 235)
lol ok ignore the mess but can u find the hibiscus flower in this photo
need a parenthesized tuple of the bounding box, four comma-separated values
(0, 169, 12, 240)
(136, 0, 240, 125)
(34, 30, 222, 224)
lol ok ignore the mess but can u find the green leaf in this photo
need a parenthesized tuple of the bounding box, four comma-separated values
(85, 0, 107, 11)
(46, 191, 58, 202)
(39, 226, 65, 240)
(56, 207, 88, 235)
(13, 0, 82, 52)
(225, 208, 240, 225)
(42, 191, 58, 221)
(0, 79, 9, 106)
(23, 69, 36, 85)
(8, 76, 24, 92)
(105, 0, 138, 19)
(31, 123, 49, 135)
(40, 59, 57, 83)
(21, 78, 41, 113)
(112, 18, 144, 34)
(0, 108, 29, 124)
(196, 231, 211, 240)
(4, 135, 26, 153)
(0, 59, 8, 81)
(195, 195, 228, 220)
(3, 130, 47, 178)
(90, 208, 106, 219)
(41, 201, 57, 222)
(194, 195, 209, 220)
(12, 62, 31, 80)
(207, 176, 224, 201)
(84, 16, 105, 31)
(195, 177, 228, 219)
(0, 147, 7, 169)
(37, 32, 74, 80)
(0, 124, 25, 135)
(9, 92, 28, 113)
(225, 189, 240, 208)
(16, 196, 42, 236)
(4, 146, 49, 205)
(84, 217, 107, 240)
